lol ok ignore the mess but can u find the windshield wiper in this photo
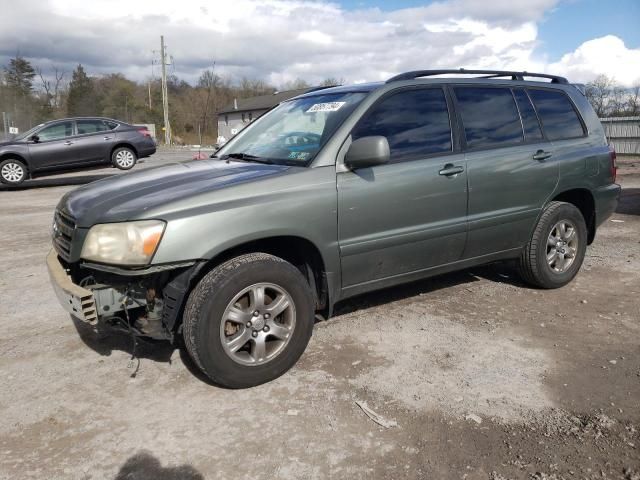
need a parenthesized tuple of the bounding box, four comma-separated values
(222, 152, 274, 164)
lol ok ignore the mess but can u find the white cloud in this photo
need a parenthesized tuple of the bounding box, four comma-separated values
(0, 0, 638, 87)
(550, 35, 640, 87)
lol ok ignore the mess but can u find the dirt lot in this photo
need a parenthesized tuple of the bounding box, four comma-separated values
(0, 151, 638, 480)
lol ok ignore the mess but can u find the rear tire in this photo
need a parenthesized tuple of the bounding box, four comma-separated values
(0, 158, 27, 185)
(112, 147, 137, 170)
(518, 201, 587, 288)
(183, 253, 315, 388)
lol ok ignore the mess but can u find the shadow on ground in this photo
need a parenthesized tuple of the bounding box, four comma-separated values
(333, 262, 525, 316)
(114, 451, 204, 480)
(617, 187, 640, 215)
(71, 316, 175, 364)
(0, 174, 114, 191)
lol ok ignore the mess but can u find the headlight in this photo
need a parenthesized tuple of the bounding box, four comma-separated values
(81, 220, 166, 266)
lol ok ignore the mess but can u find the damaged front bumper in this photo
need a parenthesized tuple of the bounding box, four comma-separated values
(47, 250, 203, 340)
(47, 249, 99, 324)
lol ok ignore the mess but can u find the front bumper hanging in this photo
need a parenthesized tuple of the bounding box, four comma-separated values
(46, 249, 98, 324)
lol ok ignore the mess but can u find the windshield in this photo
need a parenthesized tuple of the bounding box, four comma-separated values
(15, 123, 45, 141)
(216, 91, 368, 165)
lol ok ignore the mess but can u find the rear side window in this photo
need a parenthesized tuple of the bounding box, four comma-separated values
(527, 89, 585, 140)
(76, 120, 109, 134)
(454, 87, 523, 148)
(513, 89, 544, 141)
(352, 88, 452, 162)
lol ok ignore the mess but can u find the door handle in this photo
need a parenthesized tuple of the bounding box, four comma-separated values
(64, 141, 74, 145)
(532, 149, 552, 161)
(439, 164, 464, 176)
(104, 136, 112, 140)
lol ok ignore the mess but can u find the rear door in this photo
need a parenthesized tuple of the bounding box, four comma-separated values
(337, 87, 468, 289)
(454, 85, 559, 258)
(73, 119, 114, 164)
(27, 121, 77, 170)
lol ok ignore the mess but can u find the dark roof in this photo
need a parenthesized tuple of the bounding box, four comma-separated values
(218, 88, 311, 114)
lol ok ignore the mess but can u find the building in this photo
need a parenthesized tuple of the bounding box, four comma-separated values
(217, 87, 310, 141)
(599, 116, 640, 155)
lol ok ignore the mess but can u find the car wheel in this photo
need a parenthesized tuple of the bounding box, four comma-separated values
(112, 147, 137, 170)
(183, 252, 315, 388)
(518, 201, 588, 289)
(0, 159, 27, 185)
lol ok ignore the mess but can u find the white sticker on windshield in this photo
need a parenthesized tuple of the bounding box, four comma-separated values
(306, 102, 346, 113)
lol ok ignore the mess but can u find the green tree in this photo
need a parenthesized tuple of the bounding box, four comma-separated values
(66, 64, 98, 116)
(4, 55, 36, 96)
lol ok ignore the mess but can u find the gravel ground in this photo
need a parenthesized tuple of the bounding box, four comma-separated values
(0, 150, 638, 480)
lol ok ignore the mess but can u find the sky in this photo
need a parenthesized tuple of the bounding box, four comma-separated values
(0, 0, 639, 87)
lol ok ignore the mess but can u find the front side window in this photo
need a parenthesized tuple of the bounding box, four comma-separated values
(37, 121, 74, 141)
(352, 88, 452, 162)
(216, 91, 368, 165)
(77, 120, 109, 135)
(454, 87, 523, 148)
(527, 89, 585, 141)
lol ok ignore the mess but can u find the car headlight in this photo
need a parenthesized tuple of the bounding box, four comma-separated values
(81, 220, 166, 266)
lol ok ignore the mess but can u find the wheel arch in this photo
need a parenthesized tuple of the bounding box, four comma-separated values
(0, 152, 30, 170)
(551, 188, 596, 244)
(180, 235, 332, 327)
(110, 143, 138, 159)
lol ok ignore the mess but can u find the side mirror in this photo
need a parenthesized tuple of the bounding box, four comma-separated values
(30, 134, 39, 143)
(344, 136, 390, 170)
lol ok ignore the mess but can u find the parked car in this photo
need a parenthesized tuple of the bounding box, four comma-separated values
(0, 117, 156, 185)
(47, 69, 620, 388)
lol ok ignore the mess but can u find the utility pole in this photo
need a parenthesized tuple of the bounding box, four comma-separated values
(160, 35, 171, 146)
(2, 112, 7, 141)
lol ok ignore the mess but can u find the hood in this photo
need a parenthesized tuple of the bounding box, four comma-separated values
(60, 159, 292, 227)
(0, 140, 22, 148)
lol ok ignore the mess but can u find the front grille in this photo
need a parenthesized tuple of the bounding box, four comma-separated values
(53, 209, 76, 262)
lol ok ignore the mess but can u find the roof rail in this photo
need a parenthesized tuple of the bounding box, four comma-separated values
(386, 69, 568, 84)
(304, 85, 342, 94)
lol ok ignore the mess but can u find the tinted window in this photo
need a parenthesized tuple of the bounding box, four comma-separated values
(352, 88, 451, 162)
(528, 89, 585, 140)
(37, 122, 74, 141)
(513, 89, 543, 141)
(77, 120, 109, 134)
(454, 87, 523, 148)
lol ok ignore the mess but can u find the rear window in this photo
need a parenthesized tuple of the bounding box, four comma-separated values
(513, 89, 544, 141)
(454, 87, 523, 148)
(527, 89, 585, 140)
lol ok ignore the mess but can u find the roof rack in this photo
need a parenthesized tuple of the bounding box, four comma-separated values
(386, 69, 568, 84)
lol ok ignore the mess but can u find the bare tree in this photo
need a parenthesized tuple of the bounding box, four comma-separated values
(627, 85, 640, 116)
(585, 75, 615, 117)
(37, 67, 66, 110)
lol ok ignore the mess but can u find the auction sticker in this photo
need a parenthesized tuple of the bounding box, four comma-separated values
(307, 102, 345, 113)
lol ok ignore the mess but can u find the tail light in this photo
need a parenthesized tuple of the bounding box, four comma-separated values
(137, 127, 151, 138)
(609, 145, 617, 183)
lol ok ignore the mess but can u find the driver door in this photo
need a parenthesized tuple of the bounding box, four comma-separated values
(28, 121, 77, 171)
(337, 87, 468, 291)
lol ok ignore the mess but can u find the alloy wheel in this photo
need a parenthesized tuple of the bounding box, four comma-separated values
(115, 150, 135, 168)
(1, 162, 25, 183)
(220, 283, 296, 366)
(546, 220, 578, 273)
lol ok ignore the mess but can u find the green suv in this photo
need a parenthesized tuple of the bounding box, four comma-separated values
(48, 69, 620, 388)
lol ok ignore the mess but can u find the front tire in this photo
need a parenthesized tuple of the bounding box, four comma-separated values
(0, 159, 27, 185)
(183, 253, 315, 388)
(518, 201, 587, 288)
(112, 147, 137, 170)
